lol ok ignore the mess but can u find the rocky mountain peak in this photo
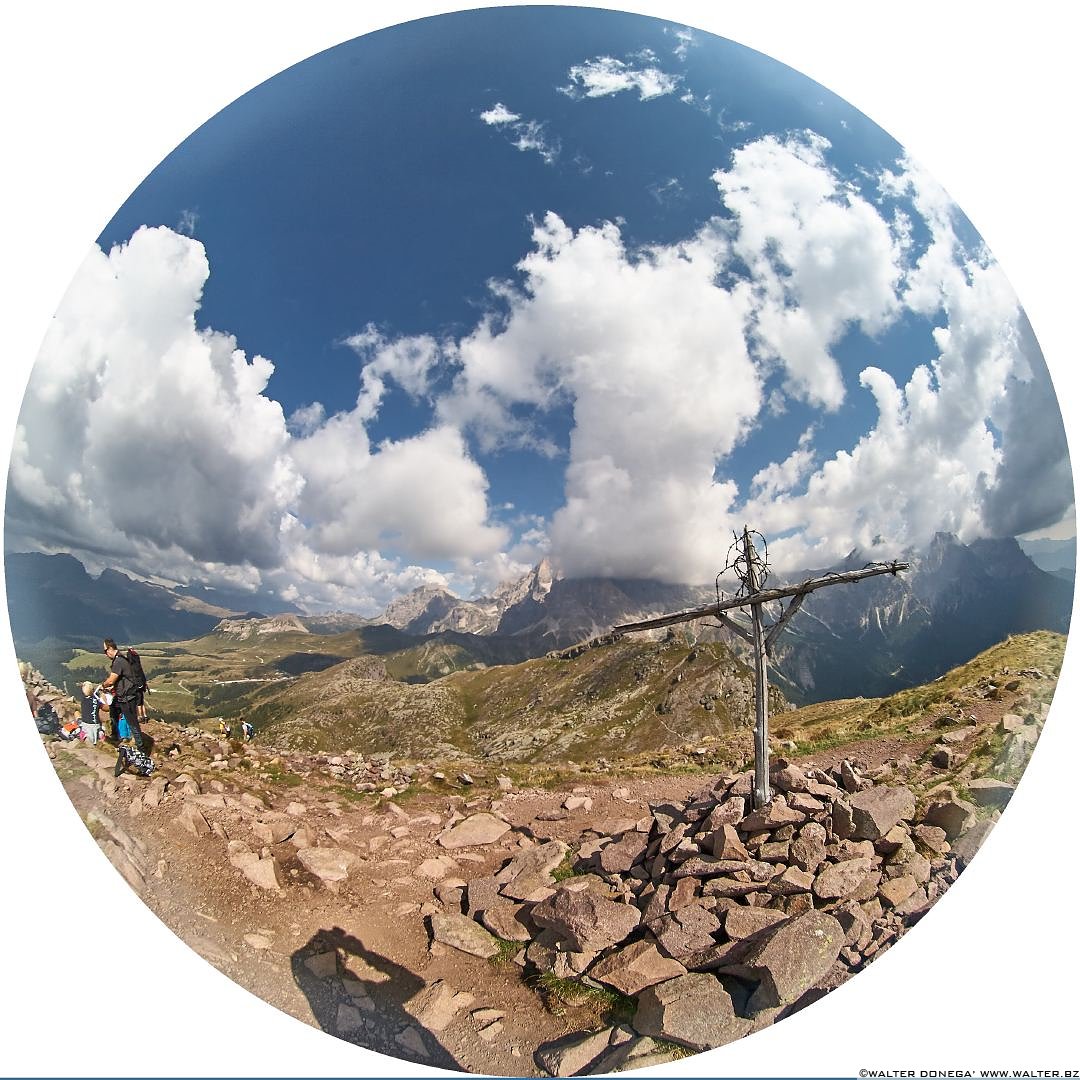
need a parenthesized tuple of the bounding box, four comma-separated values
(967, 536, 1040, 578)
(381, 585, 460, 632)
(214, 613, 310, 640)
(491, 557, 557, 609)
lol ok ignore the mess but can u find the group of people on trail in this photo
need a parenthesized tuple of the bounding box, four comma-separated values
(80, 638, 154, 777)
(34, 638, 256, 769)
(219, 717, 254, 742)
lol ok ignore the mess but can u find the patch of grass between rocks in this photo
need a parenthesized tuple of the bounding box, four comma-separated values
(535, 972, 635, 1025)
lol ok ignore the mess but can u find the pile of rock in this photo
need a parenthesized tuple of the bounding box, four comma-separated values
(20, 662, 80, 724)
(433, 759, 994, 1074)
(306, 750, 419, 796)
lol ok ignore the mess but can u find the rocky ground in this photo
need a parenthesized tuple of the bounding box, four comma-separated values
(26, 657, 1049, 1076)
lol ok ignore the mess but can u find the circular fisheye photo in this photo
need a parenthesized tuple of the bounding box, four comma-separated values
(5, 6, 1074, 1075)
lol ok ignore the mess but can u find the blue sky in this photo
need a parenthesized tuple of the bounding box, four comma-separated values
(7, 6, 1073, 613)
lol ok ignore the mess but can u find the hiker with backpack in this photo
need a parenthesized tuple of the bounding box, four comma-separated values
(99, 638, 153, 777)
(126, 645, 149, 725)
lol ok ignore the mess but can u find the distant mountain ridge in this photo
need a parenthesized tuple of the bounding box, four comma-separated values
(1018, 536, 1076, 575)
(376, 559, 556, 636)
(5, 552, 234, 649)
(215, 613, 310, 639)
(7, 534, 1072, 705)
(347, 532, 1071, 703)
(767, 533, 1072, 700)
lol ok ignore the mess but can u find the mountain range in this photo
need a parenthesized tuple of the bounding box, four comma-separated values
(1017, 536, 1076, 578)
(6, 533, 1073, 703)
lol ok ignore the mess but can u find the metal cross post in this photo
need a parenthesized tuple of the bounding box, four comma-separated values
(743, 527, 771, 809)
(612, 527, 908, 809)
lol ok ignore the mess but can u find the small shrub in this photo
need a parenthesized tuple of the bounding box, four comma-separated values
(551, 852, 579, 881)
(487, 937, 521, 967)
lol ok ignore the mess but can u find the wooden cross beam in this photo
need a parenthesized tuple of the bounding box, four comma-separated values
(613, 528, 908, 809)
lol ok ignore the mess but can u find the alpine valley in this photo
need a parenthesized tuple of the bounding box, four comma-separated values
(8, 533, 1071, 762)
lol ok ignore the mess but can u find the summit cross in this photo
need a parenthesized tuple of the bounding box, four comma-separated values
(612, 527, 909, 809)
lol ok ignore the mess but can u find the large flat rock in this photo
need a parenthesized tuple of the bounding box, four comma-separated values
(228, 848, 283, 892)
(634, 973, 752, 1051)
(724, 909, 845, 1011)
(588, 939, 687, 996)
(531, 888, 641, 952)
(497, 839, 569, 899)
(429, 913, 500, 959)
(740, 798, 806, 832)
(951, 818, 996, 867)
(297, 846, 360, 883)
(813, 857, 876, 901)
(847, 786, 916, 840)
(438, 813, 511, 849)
(535, 1026, 631, 1077)
(404, 979, 474, 1033)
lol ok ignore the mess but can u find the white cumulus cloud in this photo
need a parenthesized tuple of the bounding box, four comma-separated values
(8, 226, 300, 572)
(739, 154, 1071, 569)
(8, 227, 508, 610)
(436, 211, 760, 582)
(714, 133, 903, 410)
(561, 56, 681, 101)
(12, 130, 1069, 608)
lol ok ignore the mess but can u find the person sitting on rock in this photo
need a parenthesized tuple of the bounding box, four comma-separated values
(78, 681, 105, 744)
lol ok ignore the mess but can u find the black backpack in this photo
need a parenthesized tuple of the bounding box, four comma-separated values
(126, 647, 147, 690)
(35, 704, 60, 735)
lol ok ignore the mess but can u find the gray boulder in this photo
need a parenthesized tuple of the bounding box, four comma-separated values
(588, 938, 687, 996)
(178, 802, 211, 838)
(847, 786, 915, 840)
(966, 778, 1015, 807)
(465, 874, 502, 916)
(252, 817, 296, 846)
(535, 1026, 632, 1078)
(429, 913, 500, 959)
(586, 1036, 682, 1075)
(438, 813, 511, 849)
(922, 796, 977, 838)
(228, 849, 284, 892)
(497, 839, 569, 900)
(635, 973, 752, 1050)
(951, 818, 996, 867)
(724, 910, 845, 1011)
(651, 904, 723, 958)
(813, 857, 876, 901)
(724, 906, 789, 940)
(404, 979, 474, 1032)
(740, 798, 806, 832)
(531, 889, 641, 952)
(790, 822, 827, 874)
(707, 824, 750, 861)
(598, 832, 650, 874)
(297, 846, 360, 883)
(480, 903, 533, 943)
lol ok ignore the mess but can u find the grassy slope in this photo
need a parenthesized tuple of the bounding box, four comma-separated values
(61, 621, 1066, 778)
(211, 636, 788, 762)
(772, 629, 1064, 754)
